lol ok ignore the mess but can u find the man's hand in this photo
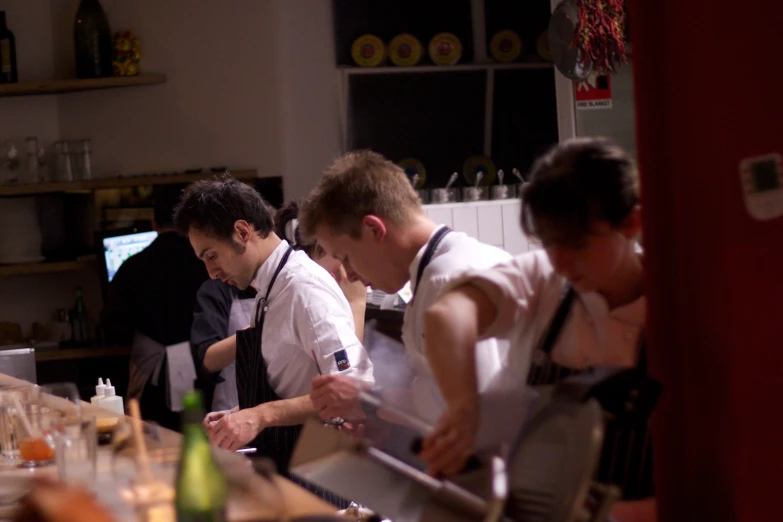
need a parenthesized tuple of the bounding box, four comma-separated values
(310, 375, 368, 421)
(336, 265, 368, 306)
(418, 396, 480, 477)
(203, 409, 229, 432)
(203, 405, 239, 432)
(208, 407, 265, 451)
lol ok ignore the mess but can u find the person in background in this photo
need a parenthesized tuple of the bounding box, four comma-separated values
(274, 200, 367, 340)
(172, 175, 373, 487)
(419, 138, 655, 521)
(299, 151, 517, 454)
(190, 279, 257, 414)
(102, 184, 208, 431)
(189, 200, 367, 415)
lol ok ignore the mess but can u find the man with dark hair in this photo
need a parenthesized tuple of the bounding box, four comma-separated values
(102, 184, 208, 431)
(173, 176, 373, 485)
(420, 138, 655, 522)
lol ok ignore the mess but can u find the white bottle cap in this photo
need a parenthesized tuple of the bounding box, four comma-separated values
(95, 377, 106, 396)
(104, 378, 115, 397)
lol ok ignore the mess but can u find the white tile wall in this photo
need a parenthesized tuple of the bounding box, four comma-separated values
(422, 199, 540, 256)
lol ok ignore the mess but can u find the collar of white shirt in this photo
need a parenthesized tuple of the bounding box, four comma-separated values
(252, 240, 290, 296)
(408, 224, 448, 293)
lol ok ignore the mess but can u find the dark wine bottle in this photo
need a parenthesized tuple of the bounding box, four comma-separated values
(0, 11, 18, 83)
(73, 0, 113, 78)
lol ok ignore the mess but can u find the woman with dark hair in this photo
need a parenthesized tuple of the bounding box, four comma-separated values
(274, 200, 367, 341)
(418, 138, 655, 521)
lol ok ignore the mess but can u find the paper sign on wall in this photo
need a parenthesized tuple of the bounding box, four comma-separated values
(575, 74, 612, 110)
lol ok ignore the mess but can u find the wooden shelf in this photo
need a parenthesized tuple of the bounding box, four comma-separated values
(340, 62, 553, 75)
(35, 346, 131, 362)
(0, 168, 259, 196)
(0, 73, 167, 97)
(0, 259, 94, 278)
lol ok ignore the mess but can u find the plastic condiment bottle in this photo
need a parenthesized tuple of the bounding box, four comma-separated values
(97, 378, 124, 415)
(90, 377, 106, 405)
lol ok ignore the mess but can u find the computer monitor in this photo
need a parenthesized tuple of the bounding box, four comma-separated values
(96, 227, 158, 298)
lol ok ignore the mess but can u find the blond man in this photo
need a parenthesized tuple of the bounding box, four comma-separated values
(301, 151, 520, 467)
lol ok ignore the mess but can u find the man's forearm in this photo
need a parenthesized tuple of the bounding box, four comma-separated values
(203, 334, 237, 372)
(254, 394, 316, 427)
(351, 301, 366, 341)
(423, 292, 480, 408)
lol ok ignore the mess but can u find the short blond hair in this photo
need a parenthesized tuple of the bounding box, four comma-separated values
(299, 150, 421, 241)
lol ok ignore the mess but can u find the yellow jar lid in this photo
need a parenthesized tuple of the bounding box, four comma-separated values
(463, 155, 497, 186)
(351, 34, 386, 67)
(537, 31, 553, 62)
(398, 158, 427, 188)
(490, 30, 523, 63)
(428, 33, 463, 66)
(389, 34, 423, 67)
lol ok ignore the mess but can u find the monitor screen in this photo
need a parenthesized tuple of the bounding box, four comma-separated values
(102, 230, 158, 282)
(751, 159, 780, 193)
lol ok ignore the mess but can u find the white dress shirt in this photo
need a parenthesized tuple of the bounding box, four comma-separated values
(449, 248, 646, 379)
(251, 242, 374, 399)
(402, 226, 513, 424)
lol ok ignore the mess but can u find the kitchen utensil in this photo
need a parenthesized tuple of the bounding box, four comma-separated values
(491, 169, 511, 200)
(513, 168, 528, 197)
(462, 171, 485, 202)
(549, 0, 593, 81)
(430, 172, 459, 204)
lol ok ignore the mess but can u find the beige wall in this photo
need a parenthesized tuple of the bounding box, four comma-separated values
(0, 0, 340, 337)
(55, 0, 285, 176)
(0, 0, 60, 147)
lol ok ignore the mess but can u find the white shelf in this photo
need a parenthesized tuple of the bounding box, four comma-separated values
(339, 62, 554, 76)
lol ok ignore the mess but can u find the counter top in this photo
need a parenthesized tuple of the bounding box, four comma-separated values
(0, 372, 336, 521)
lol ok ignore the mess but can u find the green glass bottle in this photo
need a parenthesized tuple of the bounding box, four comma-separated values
(175, 390, 228, 522)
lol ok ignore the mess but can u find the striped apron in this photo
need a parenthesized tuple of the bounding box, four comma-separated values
(527, 285, 657, 500)
(235, 246, 349, 508)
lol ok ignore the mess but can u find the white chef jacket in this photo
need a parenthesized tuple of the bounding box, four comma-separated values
(251, 241, 374, 399)
(402, 226, 513, 424)
(448, 248, 646, 379)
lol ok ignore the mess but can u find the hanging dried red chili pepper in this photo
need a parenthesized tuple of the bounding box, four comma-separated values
(571, 0, 627, 74)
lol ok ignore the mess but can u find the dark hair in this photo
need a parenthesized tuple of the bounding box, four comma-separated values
(152, 184, 186, 228)
(273, 200, 316, 256)
(521, 137, 639, 246)
(172, 174, 274, 241)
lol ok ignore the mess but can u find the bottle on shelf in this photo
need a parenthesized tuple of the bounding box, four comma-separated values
(175, 390, 228, 522)
(0, 11, 18, 84)
(70, 286, 90, 345)
(73, 0, 113, 79)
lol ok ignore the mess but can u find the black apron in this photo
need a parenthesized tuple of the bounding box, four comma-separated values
(528, 284, 657, 500)
(235, 246, 349, 508)
(411, 226, 452, 303)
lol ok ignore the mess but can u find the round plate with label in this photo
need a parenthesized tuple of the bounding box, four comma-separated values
(389, 34, 423, 67)
(462, 155, 497, 186)
(537, 31, 553, 62)
(428, 33, 463, 65)
(398, 158, 427, 188)
(490, 30, 523, 63)
(351, 34, 386, 67)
